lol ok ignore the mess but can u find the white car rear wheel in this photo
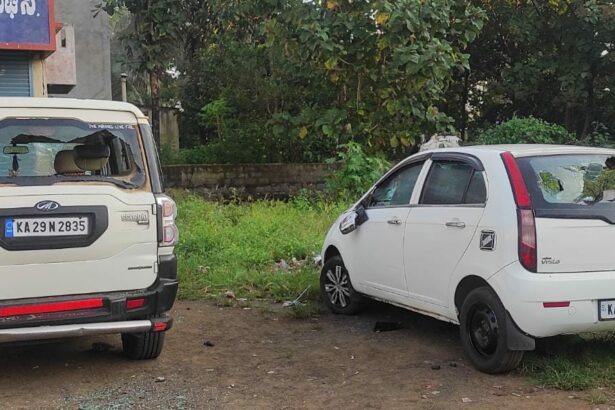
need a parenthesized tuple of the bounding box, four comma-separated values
(459, 287, 524, 373)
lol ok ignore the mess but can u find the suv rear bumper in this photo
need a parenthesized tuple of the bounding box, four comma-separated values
(489, 261, 615, 338)
(0, 255, 178, 339)
(0, 318, 172, 343)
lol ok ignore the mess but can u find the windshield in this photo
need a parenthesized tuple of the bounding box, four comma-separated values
(0, 118, 146, 188)
(518, 154, 615, 208)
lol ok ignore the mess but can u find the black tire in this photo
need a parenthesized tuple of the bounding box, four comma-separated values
(320, 255, 363, 315)
(122, 331, 165, 360)
(459, 287, 524, 374)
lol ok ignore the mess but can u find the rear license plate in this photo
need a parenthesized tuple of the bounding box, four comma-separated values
(4, 217, 89, 238)
(599, 300, 615, 321)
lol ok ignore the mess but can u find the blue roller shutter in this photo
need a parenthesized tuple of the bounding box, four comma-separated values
(0, 53, 32, 97)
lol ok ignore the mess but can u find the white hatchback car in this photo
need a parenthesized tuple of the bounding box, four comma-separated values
(321, 145, 615, 373)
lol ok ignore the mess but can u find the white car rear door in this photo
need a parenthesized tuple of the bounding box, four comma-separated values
(404, 155, 487, 307)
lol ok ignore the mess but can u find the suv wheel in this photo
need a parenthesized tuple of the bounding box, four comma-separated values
(459, 287, 523, 374)
(122, 331, 165, 360)
(320, 255, 363, 315)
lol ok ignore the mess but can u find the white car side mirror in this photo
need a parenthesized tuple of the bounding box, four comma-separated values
(339, 205, 369, 235)
(339, 212, 358, 235)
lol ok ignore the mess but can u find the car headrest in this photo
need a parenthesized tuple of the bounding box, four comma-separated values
(54, 150, 82, 174)
(74, 144, 110, 171)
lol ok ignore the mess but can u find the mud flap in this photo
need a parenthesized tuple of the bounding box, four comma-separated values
(506, 311, 535, 351)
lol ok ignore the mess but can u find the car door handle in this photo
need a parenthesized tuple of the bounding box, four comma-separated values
(445, 221, 466, 229)
(387, 218, 402, 225)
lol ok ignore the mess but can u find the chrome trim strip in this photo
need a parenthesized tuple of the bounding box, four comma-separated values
(0, 320, 152, 343)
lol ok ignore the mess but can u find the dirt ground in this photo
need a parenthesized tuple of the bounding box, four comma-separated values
(0, 300, 609, 410)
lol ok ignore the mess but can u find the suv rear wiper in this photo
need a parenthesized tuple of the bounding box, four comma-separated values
(54, 176, 140, 189)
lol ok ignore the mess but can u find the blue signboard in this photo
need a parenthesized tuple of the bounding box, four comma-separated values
(0, 0, 55, 51)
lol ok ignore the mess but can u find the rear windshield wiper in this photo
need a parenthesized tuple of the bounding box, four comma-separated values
(0, 176, 142, 189)
(55, 176, 140, 189)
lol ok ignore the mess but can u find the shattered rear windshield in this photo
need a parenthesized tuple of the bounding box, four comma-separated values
(518, 154, 615, 208)
(0, 118, 146, 189)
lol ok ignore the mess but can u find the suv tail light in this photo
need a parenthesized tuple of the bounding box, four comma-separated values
(156, 194, 178, 247)
(501, 152, 537, 272)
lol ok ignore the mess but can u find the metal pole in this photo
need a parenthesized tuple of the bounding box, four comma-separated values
(120, 73, 128, 102)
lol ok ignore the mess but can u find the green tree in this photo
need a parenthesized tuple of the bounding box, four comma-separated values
(448, 0, 615, 140)
(267, 0, 486, 152)
(98, 0, 182, 147)
(173, 0, 485, 162)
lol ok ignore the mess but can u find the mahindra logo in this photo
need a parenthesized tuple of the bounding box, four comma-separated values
(35, 201, 60, 211)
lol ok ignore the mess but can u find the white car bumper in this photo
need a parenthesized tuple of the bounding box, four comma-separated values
(489, 262, 615, 338)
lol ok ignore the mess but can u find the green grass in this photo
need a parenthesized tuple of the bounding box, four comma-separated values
(173, 191, 346, 302)
(520, 333, 615, 390)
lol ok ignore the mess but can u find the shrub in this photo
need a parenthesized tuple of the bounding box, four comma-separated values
(326, 142, 390, 200)
(579, 122, 615, 148)
(159, 143, 180, 165)
(476, 117, 573, 145)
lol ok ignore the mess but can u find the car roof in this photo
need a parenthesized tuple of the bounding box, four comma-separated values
(0, 97, 147, 120)
(420, 144, 615, 158)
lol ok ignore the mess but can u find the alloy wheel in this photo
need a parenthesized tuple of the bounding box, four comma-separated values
(323, 265, 352, 308)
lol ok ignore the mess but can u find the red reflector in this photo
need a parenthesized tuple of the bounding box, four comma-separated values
(152, 322, 168, 332)
(543, 301, 570, 308)
(126, 298, 146, 310)
(0, 298, 104, 317)
(501, 152, 532, 208)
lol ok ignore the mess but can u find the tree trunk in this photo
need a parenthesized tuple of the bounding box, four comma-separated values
(581, 65, 596, 138)
(564, 102, 574, 133)
(149, 69, 162, 148)
(460, 70, 470, 141)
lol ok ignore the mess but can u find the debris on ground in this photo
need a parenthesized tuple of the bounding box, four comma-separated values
(198, 265, 210, 274)
(224, 290, 236, 299)
(290, 257, 307, 269)
(462, 397, 473, 403)
(155, 376, 166, 383)
(275, 256, 311, 271)
(203, 340, 215, 347)
(373, 321, 404, 332)
(282, 286, 310, 307)
(313, 255, 322, 266)
(275, 259, 290, 271)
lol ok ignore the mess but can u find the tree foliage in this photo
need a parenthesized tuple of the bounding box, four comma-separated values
(99, 0, 183, 147)
(107, 0, 615, 164)
(265, 0, 485, 151)
(449, 0, 615, 141)
(173, 0, 485, 162)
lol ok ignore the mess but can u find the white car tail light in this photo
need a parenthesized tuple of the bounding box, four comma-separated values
(156, 194, 178, 247)
(501, 152, 537, 272)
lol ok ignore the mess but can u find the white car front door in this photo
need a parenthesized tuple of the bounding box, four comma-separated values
(404, 156, 487, 307)
(344, 161, 426, 303)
